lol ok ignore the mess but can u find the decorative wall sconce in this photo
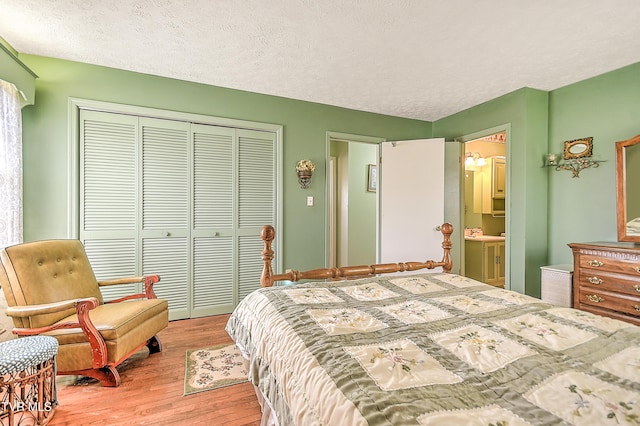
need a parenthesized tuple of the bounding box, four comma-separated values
(545, 137, 604, 178)
(296, 159, 315, 189)
(464, 152, 487, 170)
(550, 156, 602, 178)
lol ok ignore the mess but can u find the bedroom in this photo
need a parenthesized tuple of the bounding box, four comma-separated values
(1, 1, 640, 425)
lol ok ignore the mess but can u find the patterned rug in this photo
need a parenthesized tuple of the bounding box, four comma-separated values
(184, 343, 248, 396)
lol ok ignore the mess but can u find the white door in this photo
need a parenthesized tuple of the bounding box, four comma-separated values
(379, 138, 445, 263)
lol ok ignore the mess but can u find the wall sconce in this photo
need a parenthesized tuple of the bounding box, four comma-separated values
(544, 137, 604, 178)
(464, 152, 486, 170)
(296, 159, 315, 189)
(547, 156, 602, 178)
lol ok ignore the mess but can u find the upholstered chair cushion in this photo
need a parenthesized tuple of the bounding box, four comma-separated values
(1, 240, 104, 328)
(49, 299, 168, 371)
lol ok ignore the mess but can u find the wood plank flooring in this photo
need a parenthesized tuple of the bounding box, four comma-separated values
(50, 315, 262, 425)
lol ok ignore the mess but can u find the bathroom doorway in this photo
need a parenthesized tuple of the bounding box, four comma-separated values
(461, 131, 508, 288)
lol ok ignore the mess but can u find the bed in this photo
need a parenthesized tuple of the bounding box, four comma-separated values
(225, 224, 640, 425)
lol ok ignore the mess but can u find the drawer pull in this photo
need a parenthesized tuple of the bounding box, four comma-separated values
(635, 305, 640, 312)
(587, 260, 604, 267)
(586, 276, 603, 285)
(634, 266, 640, 274)
(586, 294, 604, 303)
(635, 285, 640, 293)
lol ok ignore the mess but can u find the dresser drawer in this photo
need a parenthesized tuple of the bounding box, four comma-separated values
(579, 254, 640, 276)
(577, 288, 640, 318)
(570, 242, 640, 326)
(578, 304, 640, 326)
(576, 270, 640, 297)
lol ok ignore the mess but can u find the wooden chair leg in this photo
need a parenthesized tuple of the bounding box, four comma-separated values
(146, 335, 162, 354)
(96, 366, 121, 387)
(62, 366, 121, 387)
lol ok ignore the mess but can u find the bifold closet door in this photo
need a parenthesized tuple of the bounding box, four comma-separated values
(190, 124, 235, 317)
(237, 129, 276, 302)
(80, 110, 141, 301)
(190, 126, 277, 317)
(80, 110, 277, 320)
(139, 117, 191, 320)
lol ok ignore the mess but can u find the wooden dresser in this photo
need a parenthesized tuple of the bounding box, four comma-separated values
(569, 242, 640, 326)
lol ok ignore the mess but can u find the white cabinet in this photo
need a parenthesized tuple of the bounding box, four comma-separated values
(473, 157, 506, 216)
(484, 241, 506, 287)
(465, 239, 505, 287)
(492, 158, 506, 199)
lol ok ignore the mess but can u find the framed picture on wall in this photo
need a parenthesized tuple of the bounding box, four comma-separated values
(367, 164, 377, 192)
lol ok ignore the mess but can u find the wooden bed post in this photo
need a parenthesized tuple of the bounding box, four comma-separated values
(440, 222, 453, 273)
(260, 225, 276, 287)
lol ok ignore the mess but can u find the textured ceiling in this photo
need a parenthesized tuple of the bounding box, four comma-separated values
(2, 1, 640, 121)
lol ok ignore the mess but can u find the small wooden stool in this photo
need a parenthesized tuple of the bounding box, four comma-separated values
(0, 336, 58, 425)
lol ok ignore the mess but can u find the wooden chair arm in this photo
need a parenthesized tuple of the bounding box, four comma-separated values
(6, 299, 81, 317)
(9, 297, 108, 368)
(98, 275, 155, 286)
(99, 274, 161, 302)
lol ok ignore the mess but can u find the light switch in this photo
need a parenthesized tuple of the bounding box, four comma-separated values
(306, 196, 314, 206)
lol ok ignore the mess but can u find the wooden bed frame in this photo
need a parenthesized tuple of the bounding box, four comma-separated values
(259, 223, 453, 287)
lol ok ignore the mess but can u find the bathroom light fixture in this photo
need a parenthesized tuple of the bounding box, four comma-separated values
(464, 152, 486, 170)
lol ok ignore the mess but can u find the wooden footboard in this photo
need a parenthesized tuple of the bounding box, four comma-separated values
(260, 223, 453, 287)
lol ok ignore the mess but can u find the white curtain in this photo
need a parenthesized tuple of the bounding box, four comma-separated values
(0, 80, 23, 247)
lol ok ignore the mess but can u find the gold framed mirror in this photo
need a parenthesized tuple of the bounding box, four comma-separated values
(616, 134, 640, 242)
(563, 137, 593, 159)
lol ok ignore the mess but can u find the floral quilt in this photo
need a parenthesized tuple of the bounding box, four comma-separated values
(225, 273, 640, 425)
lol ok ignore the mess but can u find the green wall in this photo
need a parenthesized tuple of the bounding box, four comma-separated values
(14, 51, 640, 297)
(547, 62, 640, 263)
(18, 55, 431, 272)
(433, 88, 550, 296)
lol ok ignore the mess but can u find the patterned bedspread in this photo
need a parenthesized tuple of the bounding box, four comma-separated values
(225, 273, 640, 426)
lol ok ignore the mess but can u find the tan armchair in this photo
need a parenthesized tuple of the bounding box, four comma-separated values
(0, 239, 169, 387)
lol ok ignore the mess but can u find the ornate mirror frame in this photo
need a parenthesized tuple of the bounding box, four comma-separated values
(563, 137, 593, 159)
(616, 134, 640, 242)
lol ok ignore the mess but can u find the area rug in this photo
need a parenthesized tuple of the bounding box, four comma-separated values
(184, 343, 248, 396)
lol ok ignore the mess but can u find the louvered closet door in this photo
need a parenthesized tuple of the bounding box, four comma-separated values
(79, 108, 279, 320)
(191, 124, 235, 317)
(79, 110, 140, 301)
(237, 129, 276, 301)
(140, 117, 191, 320)
(190, 126, 277, 316)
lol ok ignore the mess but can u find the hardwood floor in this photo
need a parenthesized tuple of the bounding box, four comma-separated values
(50, 315, 262, 425)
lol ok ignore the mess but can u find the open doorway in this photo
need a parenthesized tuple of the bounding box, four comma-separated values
(326, 132, 446, 269)
(462, 131, 508, 288)
(328, 138, 379, 268)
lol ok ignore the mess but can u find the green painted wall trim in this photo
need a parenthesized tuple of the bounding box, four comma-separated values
(19, 55, 431, 273)
(0, 44, 37, 106)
